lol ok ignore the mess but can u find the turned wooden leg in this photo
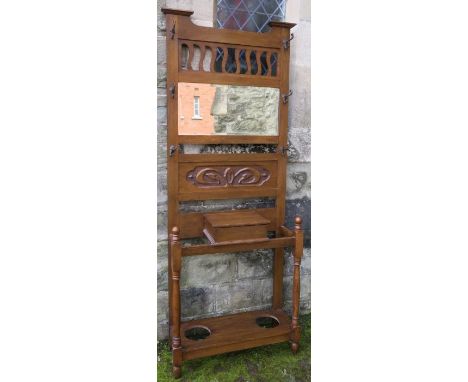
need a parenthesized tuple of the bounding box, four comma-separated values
(170, 227, 183, 378)
(290, 216, 303, 354)
(272, 247, 284, 310)
(168, 229, 174, 344)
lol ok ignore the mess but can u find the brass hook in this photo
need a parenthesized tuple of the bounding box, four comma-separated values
(276, 145, 290, 156)
(169, 83, 175, 98)
(282, 90, 293, 104)
(282, 33, 294, 49)
(169, 144, 183, 157)
(170, 21, 176, 39)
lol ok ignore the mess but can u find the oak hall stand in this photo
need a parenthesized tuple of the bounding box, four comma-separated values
(162, 8, 302, 378)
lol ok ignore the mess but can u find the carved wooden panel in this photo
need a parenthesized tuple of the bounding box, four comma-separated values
(186, 166, 271, 188)
(178, 160, 278, 200)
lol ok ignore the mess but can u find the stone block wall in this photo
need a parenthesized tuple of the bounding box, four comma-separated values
(157, 0, 311, 340)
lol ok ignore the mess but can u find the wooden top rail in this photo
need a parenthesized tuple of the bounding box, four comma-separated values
(162, 8, 295, 49)
(161, 8, 193, 16)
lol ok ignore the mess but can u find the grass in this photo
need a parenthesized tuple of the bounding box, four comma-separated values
(157, 314, 311, 382)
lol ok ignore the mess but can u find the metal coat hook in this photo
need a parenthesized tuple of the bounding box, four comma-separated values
(283, 33, 294, 49)
(169, 83, 175, 98)
(169, 145, 177, 157)
(170, 21, 176, 39)
(169, 144, 182, 157)
(276, 145, 290, 156)
(282, 90, 293, 104)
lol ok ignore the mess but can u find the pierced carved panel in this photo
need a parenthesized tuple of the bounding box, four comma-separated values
(180, 40, 279, 76)
(186, 166, 271, 188)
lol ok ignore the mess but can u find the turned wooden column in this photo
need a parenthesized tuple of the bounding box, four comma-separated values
(290, 216, 303, 353)
(170, 226, 183, 378)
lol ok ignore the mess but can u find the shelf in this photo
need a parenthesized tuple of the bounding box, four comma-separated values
(203, 210, 271, 243)
(179, 309, 291, 361)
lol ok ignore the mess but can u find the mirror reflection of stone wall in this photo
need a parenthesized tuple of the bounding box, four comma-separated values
(178, 82, 279, 135)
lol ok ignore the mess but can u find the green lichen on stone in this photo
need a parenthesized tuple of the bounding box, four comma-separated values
(157, 314, 311, 382)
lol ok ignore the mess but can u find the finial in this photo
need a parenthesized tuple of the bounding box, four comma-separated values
(294, 216, 302, 230)
(171, 226, 180, 241)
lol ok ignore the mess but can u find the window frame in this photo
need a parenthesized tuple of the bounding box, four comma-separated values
(192, 95, 202, 119)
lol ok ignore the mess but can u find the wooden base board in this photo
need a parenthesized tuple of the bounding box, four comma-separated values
(178, 309, 291, 361)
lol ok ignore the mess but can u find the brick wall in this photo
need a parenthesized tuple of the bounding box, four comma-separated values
(157, 0, 311, 339)
(178, 83, 216, 135)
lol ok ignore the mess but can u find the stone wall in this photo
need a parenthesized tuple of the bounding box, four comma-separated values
(157, 0, 311, 340)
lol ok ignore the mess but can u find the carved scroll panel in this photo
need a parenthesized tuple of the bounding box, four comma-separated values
(178, 161, 278, 198)
(186, 165, 271, 188)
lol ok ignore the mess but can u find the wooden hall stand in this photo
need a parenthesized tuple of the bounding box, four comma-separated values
(162, 8, 302, 379)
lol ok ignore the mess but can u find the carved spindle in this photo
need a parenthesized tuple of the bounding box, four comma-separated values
(290, 216, 303, 354)
(271, 52, 278, 76)
(246, 49, 252, 75)
(170, 226, 182, 378)
(275, 52, 280, 76)
(265, 51, 271, 76)
(221, 47, 227, 73)
(199, 46, 206, 71)
(210, 45, 216, 73)
(179, 44, 183, 70)
(187, 44, 194, 71)
(235, 49, 241, 74)
(256, 51, 262, 76)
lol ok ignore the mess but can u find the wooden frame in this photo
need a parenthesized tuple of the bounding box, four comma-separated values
(162, 8, 301, 378)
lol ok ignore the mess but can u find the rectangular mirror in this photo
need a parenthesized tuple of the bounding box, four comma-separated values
(177, 82, 279, 136)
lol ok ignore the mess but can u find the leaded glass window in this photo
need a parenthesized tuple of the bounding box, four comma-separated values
(216, 0, 286, 33)
(215, 0, 285, 74)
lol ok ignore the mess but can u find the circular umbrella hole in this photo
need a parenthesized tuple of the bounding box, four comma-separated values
(184, 326, 211, 341)
(256, 316, 279, 328)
